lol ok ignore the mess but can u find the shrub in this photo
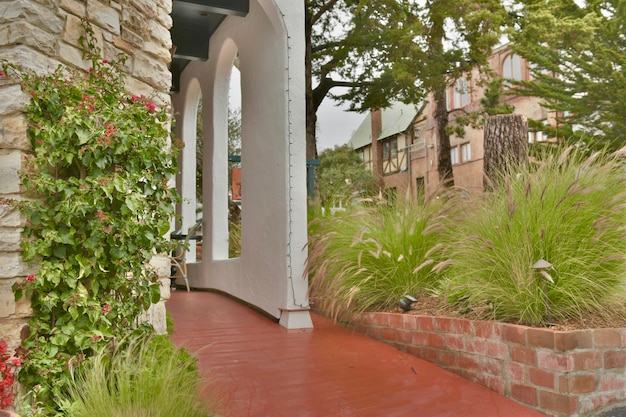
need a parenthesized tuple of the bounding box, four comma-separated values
(307, 198, 449, 320)
(57, 335, 216, 417)
(2, 22, 179, 413)
(444, 147, 626, 326)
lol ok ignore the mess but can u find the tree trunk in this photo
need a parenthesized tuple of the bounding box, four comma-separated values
(305, 8, 318, 160)
(483, 114, 529, 188)
(433, 84, 453, 186)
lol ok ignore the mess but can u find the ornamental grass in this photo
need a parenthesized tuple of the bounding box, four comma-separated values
(57, 335, 217, 417)
(444, 147, 626, 326)
(307, 146, 626, 327)
(307, 198, 449, 320)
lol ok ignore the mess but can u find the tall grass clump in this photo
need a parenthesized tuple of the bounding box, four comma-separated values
(445, 147, 626, 326)
(57, 335, 217, 417)
(307, 198, 449, 320)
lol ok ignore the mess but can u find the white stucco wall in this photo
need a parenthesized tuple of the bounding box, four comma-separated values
(171, 0, 311, 328)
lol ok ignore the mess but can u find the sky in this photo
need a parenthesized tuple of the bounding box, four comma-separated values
(229, 68, 365, 153)
(316, 98, 365, 152)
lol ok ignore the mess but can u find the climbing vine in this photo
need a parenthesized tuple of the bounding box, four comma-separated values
(2, 23, 179, 414)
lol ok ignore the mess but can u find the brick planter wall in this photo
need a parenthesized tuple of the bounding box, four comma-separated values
(350, 312, 626, 417)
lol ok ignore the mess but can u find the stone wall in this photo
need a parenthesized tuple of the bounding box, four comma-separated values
(351, 311, 626, 417)
(0, 0, 174, 350)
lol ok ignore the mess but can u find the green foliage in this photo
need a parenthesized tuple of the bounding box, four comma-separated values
(444, 147, 626, 326)
(2, 23, 179, 414)
(57, 335, 215, 417)
(509, 0, 626, 151)
(317, 144, 380, 208)
(307, 198, 448, 320)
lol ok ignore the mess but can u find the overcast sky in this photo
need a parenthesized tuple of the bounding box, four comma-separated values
(316, 98, 365, 152)
(229, 69, 364, 152)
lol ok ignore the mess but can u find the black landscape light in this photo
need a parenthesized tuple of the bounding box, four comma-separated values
(399, 295, 418, 312)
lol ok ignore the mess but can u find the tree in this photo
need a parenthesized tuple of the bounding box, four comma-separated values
(306, 0, 508, 185)
(318, 144, 380, 208)
(508, 0, 626, 151)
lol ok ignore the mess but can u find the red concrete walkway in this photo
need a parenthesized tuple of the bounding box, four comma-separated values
(167, 290, 546, 417)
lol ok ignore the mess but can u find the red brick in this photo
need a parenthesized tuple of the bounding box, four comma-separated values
(581, 393, 618, 414)
(537, 351, 573, 372)
(396, 329, 412, 344)
(473, 321, 501, 338)
(445, 334, 465, 351)
(561, 374, 596, 394)
(374, 313, 390, 327)
(604, 350, 626, 369)
(555, 330, 593, 351)
(486, 340, 508, 359)
(427, 333, 446, 349)
(439, 351, 459, 367)
(594, 329, 622, 348)
(369, 327, 384, 340)
(407, 345, 422, 358)
(454, 318, 473, 334)
(622, 329, 626, 347)
(416, 316, 434, 331)
(466, 338, 488, 355)
(435, 317, 454, 332)
(502, 323, 528, 345)
(598, 373, 626, 391)
(528, 328, 555, 349)
(571, 351, 603, 370)
(411, 331, 429, 346)
(459, 354, 481, 372)
(383, 327, 396, 342)
(539, 390, 578, 414)
(474, 373, 506, 395)
(510, 346, 537, 365)
(402, 314, 418, 330)
(388, 313, 404, 329)
(357, 312, 377, 326)
(505, 362, 526, 382)
(529, 367, 555, 389)
(421, 347, 439, 362)
(511, 384, 538, 406)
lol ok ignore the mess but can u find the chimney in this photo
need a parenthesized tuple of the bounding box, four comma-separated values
(371, 108, 383, 178)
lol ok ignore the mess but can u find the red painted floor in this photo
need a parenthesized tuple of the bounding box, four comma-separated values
(167, 290, 546, 417)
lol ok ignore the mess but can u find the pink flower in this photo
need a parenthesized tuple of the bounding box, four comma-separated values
(0, 71, 4, 77)
(101, 303, 112, 315)
(102, 59, 109, 64)
(26, 274, 35, 283)
(145, 101, 156, 112)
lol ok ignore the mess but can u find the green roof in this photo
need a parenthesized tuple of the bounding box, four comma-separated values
(349, 102, 423, 150)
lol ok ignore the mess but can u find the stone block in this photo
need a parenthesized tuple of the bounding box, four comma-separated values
(148, 19, 171, 49)
(60, 0, 87, 17)
(121, 6, 149, 38)
(0, 0, 64, 33)
(0, 85, 29, 116)
(132, 51, 170, 90)
(142, 39, 171, 63)
(0, 114, 29, 150)
(155, 7, 173, 30)
(0, 45, 60, 76)
(0, 150, 22, 194)
(58, 42, 90, 71)
(4, 22, 58, 56)
(0, 318, 29, 350)
(0, 280, 16, 317)
(87, 0, 120, 35)
(0, 252, 37, 278)
(0, 228, 21, 251)
(121, 27, 143, 48)
(0, 201, 22, 228)
(129, 0, 156, 18)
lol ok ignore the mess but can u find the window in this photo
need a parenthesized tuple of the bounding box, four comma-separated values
(528, 131, 547, 143)
(450, 146, 459, 165)
(461, 143, 471, 162)
(382, 138, 400, 174)
(416, 177, 425, 201)
(450, 143, 471, 165)
(502, 54, 523, 81)
(452, 78, 470, 108)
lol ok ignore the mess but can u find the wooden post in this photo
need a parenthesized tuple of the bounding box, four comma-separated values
(483, 114, 529, 189)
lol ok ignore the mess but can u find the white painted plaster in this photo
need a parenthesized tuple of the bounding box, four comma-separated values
(172, 0, 311, 328)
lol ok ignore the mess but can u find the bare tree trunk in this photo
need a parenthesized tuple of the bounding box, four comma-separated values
(305, 7, 318, 160)
(483, 114, 529, 188)
(433, 84, 453, 186)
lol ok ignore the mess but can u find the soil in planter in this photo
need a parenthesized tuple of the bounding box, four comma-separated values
(393, 296, 626, 331)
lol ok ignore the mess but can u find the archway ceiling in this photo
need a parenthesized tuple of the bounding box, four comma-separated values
(170, 0, 249, 92)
